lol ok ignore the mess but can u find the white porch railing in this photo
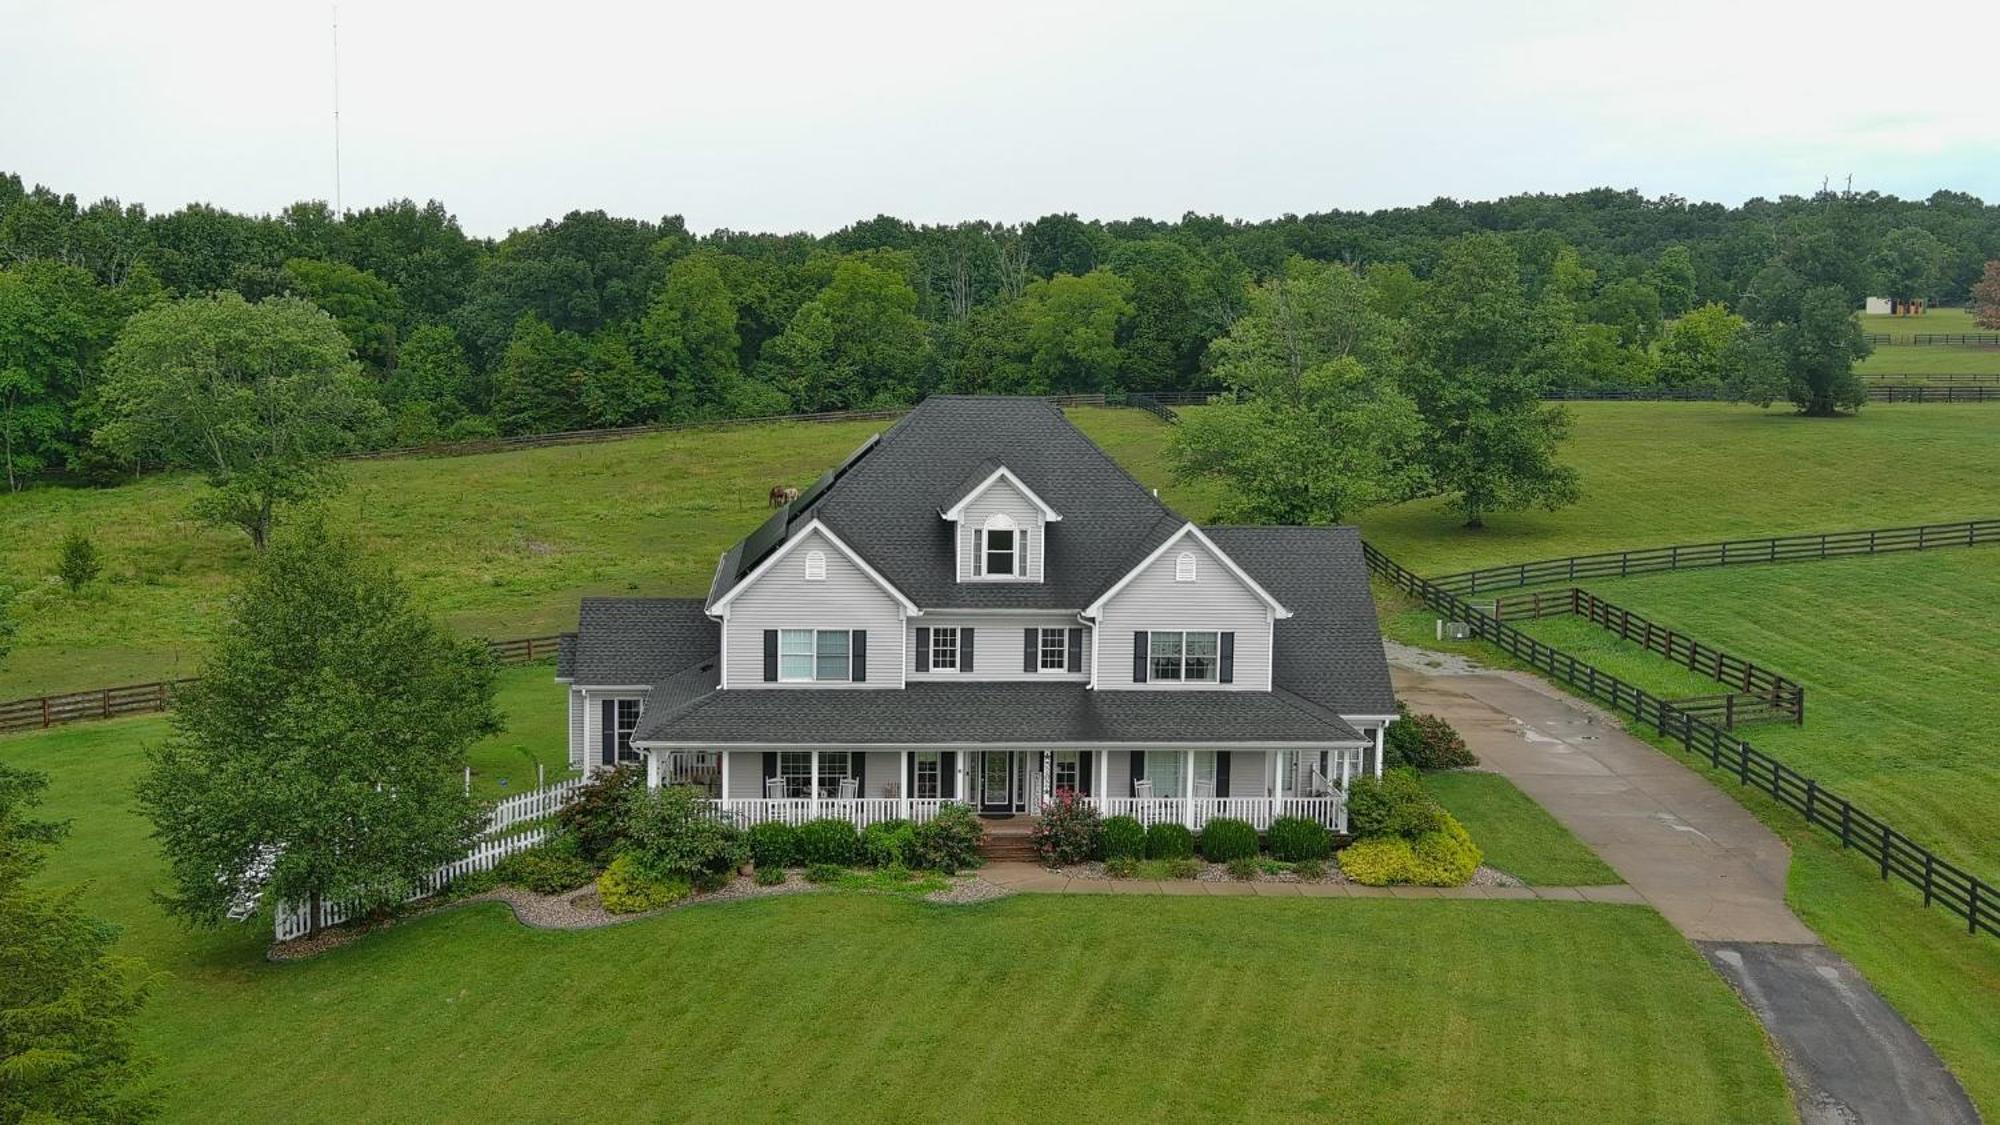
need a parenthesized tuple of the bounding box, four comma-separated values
(908, 799, 951, 824)
(1098, 797, 1186, 827)
(1097, 795, 1348, 832)
(716, 798, 910, 829)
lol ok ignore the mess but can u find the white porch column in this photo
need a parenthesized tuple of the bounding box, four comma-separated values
(1097, 749, 1108, 811)
(645, 751, 660, 789)
(900, 750, 911, 819)
(719, 751, 732, 810)
(1271, 750, 1283, 823)
(810, 750, 820, 815)
(955, 754, 964, 802)
(1183, 749, 1196, 828)
(1373, 726, 1386, 777)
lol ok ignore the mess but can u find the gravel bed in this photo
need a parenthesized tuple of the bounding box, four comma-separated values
(1468, 865, 1524, 888)
(925, 876, 1014, 905)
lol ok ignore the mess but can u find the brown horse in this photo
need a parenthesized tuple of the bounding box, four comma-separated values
(769, 485, 800, 508)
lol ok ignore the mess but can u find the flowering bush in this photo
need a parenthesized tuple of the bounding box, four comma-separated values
(1029, 790, 1103, 868)
(1384, 702, 1477, 771)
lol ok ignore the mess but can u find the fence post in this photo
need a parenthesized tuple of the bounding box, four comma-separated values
(1972, 882, 1981, 936)
(41, 697, 50, 729)
(1737, 742, 1749, 785)
(1880, 825, 1891, 880)
(1840, 801, 1851, 848)
(1804, 779, 1816, 825)
(1922, 852, 1933, 907)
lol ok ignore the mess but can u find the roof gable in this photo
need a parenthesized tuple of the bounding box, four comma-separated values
(708, 518, 920, 616)
(1084, 523, 1291, 619)
(940, 464, 1062, 522)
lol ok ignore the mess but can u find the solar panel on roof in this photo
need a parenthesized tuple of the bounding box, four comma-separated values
(788, 469, 836, 521)
(735, 509, 789, 580)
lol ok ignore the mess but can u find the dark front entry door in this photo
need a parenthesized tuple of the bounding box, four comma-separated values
(979, 751, 1014, 812)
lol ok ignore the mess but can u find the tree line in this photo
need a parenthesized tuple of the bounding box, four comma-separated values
(4, 172, 1997, 500)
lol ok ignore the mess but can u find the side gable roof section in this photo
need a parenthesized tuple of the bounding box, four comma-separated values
(1082, 522, 1292, 620)
(705, 517, 923, 617)
(939, 463, 1063, 523)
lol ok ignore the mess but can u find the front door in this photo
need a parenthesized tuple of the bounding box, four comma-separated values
(979, 751, 1014, 812)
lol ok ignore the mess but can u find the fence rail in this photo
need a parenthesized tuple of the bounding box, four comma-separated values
(1545, 384, 2000, 403)
(484, 776, 588, 834)
(1859, 373, 2000, 385)
(1487, 587, 1804, 724)
(1366, 542, 1996, 942)
(0, 635, 565, 735)
(1427, 518, 2000, 596)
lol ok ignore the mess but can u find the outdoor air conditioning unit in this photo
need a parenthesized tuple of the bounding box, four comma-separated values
(1436, 620, 1473, 641)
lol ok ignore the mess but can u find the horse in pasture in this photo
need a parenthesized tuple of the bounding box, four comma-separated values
(769, 485, 800, 508)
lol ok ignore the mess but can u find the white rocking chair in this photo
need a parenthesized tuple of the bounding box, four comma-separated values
(765, 777, 786, 800)
(837, 777, 859, 800)
(1192, 778, 1215, 800)
(1132, 778, 1154, 799)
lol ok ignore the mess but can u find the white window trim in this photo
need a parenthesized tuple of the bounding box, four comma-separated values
(614, 698, 644, 763)
(930, 626, 961, 674)
(915, 751, 942, 799)
(803, 550, 827, 581)
(1037, 627, 1069, 673)
(1175, 551, 1197, 582)
(778, 628, 854, 684)
(1148, 630, 1221, 684)
(976, 513, 1018, 579)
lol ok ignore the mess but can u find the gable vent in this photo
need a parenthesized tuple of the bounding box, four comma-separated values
(804, 550, 827, 581)
(1175, 551, 1197, 582)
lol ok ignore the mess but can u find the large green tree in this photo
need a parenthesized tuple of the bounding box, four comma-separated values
(0, 763, 156, 1123)
(639, 252, 740, 419)
(0, 261, 127, 489)
(136, 523, 498, 935)
(1728, 282, 1871, 416)
(281, 257, 403, 373)
(94, 293, 381, 547)
(1169, 258, 1423, 524)
(1871, 226, 1947, 308)
(1406, 234, 1581, 528)
(1017, 269, 1133, 394)
(492, 313, 586, 435)
(761, 256, 928, 411)
(1656, 302, 1746, 387)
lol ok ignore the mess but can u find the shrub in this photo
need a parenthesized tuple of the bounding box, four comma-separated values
(911, 804, 984, 873)
(596, 854, 690, 913)
(1103, 855, 1140, 879)
(797, 818, 860, 866)
(754, 865, 787, 887)
(56, 529, 101, 594)
(620, 785, 744, 891)
(557, 764, 644, 862)
(1144, 822, 1195, 860)
(445, 867, 501, 897)
(1029, 790, 1103, 868)
(1161, 857, 1201, 880)
(1291, 858, 1328, 881)
(1226, 856, 1260, 881)
(745, 821, 798, 870)
(1346, 768, 1443, 840)
(1100, 815, 1146, 860)
(1384, 702, 1478, 771)
(1267, 815, 1331, 862)
(860, 819, 917, 868)
(1337, 837, 1416, 886)
(1198, 817, 1258, 862)
(804, 862, 843, 884)
(493, 836, 596, 894)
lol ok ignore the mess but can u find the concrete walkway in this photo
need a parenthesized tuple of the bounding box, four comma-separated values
(1390, 660, 1978, 1125)
(977, 860, 1644, 902)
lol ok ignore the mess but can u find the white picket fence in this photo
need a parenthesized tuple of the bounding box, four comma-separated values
(273, 826, 548, 941)
(486, 776, 588, 833)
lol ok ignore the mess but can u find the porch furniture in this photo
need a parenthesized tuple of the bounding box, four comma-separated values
(1132, 778, 1153, 799)
(765, 777, 786, 800)
(1193, 778, 1214, 799)
(837, 777, 859, 800)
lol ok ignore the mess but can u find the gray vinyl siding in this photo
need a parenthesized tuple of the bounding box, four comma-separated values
(726, 751, 764, 799)
(720, 528, 907, 689)
(1094, 536, 1273, 691)
(956, 476, 1045, 583)
(907, 616, 1090, 681)
(579, 687, 649, 772)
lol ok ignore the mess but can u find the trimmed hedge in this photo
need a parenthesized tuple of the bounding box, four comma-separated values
(596, 854, 690, 913)
(1101, 815, 1146, 860)
(1144, 822, 1195, 859)
(746, 821, 798, 869)
(860, 819, 917, 868)
(1338, 815, 1482, 886)
(1267, 816, 1331, 862)
(1198, 817, 1258, 862)
(797, 818, 860, 866)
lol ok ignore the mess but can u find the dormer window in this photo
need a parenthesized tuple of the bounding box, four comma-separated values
(974, 513, 1017, 577)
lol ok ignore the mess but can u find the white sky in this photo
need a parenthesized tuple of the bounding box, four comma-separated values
(5, 0, 1996, 239)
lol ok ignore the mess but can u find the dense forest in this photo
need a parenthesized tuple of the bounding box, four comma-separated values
(2, 171, 1997, 490)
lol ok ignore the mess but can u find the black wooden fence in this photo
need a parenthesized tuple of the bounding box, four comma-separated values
(1546, 385, 2000, 403)
(1367, 542, 1997, 941)
(1486, 586, 1804, 725)
(0, 635, 564, 735)
(1427, 518, 2000, 595)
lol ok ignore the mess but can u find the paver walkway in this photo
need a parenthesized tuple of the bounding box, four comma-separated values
(977, 861, 1644, 901)
(1389, 658, 1978, 1125)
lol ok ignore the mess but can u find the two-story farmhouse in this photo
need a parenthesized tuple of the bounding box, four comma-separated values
(555, 396, 1396, 834)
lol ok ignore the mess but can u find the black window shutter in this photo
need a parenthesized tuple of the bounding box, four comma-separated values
(1219, 632, 1235, 684)
(962, 627, 975, 673)
(915, 626, 930, 673)
(1079, 752, 1093, 796)
(1129, 750, 1147, 795)
(938, 752, 955, 800)
(1067, 627, 1082, 673)
(906, 754, 915, 795)
(851, 629, 867, 682)
(763, 752, 778, 784)
(1216, 752, 1231, 799)
(762, 630, 778, 682)
(1132, 631, 1148, 683)
(600, 699, 617, 766)
(1023, 628, 1037, 673)
(853, 752, 865, 793)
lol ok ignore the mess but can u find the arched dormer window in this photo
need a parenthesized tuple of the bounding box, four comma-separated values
(803, 550, 827, 581)
(976, 512, 1017, 577)
(1175, 551, 1197, 582)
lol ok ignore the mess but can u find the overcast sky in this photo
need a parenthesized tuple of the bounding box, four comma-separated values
(5, 0, 1996, 239)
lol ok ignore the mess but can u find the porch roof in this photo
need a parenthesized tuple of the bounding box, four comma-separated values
(630, 679, 1364, 747)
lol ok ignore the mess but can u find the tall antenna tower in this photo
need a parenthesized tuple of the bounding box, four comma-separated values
(332, 5, 343, 215)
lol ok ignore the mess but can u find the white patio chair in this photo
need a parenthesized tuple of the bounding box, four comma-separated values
(765, 776, 786, 800)
(1132, 778, 1153, 799)
(1192, 778, 1215, 800)
(837, 777, 859, 800)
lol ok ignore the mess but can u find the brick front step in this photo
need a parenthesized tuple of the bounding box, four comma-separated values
(978, 838, 1039, 861)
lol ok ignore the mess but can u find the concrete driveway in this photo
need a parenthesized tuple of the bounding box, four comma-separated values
(1391, 656, 1979, 1124)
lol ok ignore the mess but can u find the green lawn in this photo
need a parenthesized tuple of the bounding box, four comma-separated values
(1423, 771, 1621, 886)
(0, 682, 1788, 1124)
(1854, 308, 2000, 376)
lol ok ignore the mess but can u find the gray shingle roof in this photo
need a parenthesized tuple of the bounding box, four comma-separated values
(632, 680, 1362, 746)
(555, 633, 578, 680)
(709, 396, 1185, 611)
(568, 598, 718, 686)
(1204, 526, 1396, 716)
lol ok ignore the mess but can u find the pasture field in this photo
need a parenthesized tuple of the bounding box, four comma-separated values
(3, 402, 1996, 698)
(0, 675, 1787, 1125)
(1854, 307, 2000, 376)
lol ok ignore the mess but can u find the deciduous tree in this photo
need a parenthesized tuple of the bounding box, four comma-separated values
(1973, 260, 2000, 329)
(1871, 227, 1947, 309)
(1728, 284, 1870, 416)
(639, 252, 740, 419)
(761, 256, 928, 411)
(136, 522, 498, 934)
(492, 313, 586, 435)
(1656, 302, 1746, 387)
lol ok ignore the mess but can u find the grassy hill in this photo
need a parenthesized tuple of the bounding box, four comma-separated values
(1855, 307, 2000, 377)
(3, 401, 1998, 697)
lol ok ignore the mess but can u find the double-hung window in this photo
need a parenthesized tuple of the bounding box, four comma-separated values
(1038, 628, 1068, 672)
(1149, 631, 1219, 683)
(615, 699, 643, 763)
(975, 513, 1017, 577)
(779, 750, 853, 798)
(779, 628, 853, 683)
(1054, 750, 1080, 793)
(915, 751, 941, 799)
(1141, 750, 1214, 796)
(930, 627, 960, 673)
